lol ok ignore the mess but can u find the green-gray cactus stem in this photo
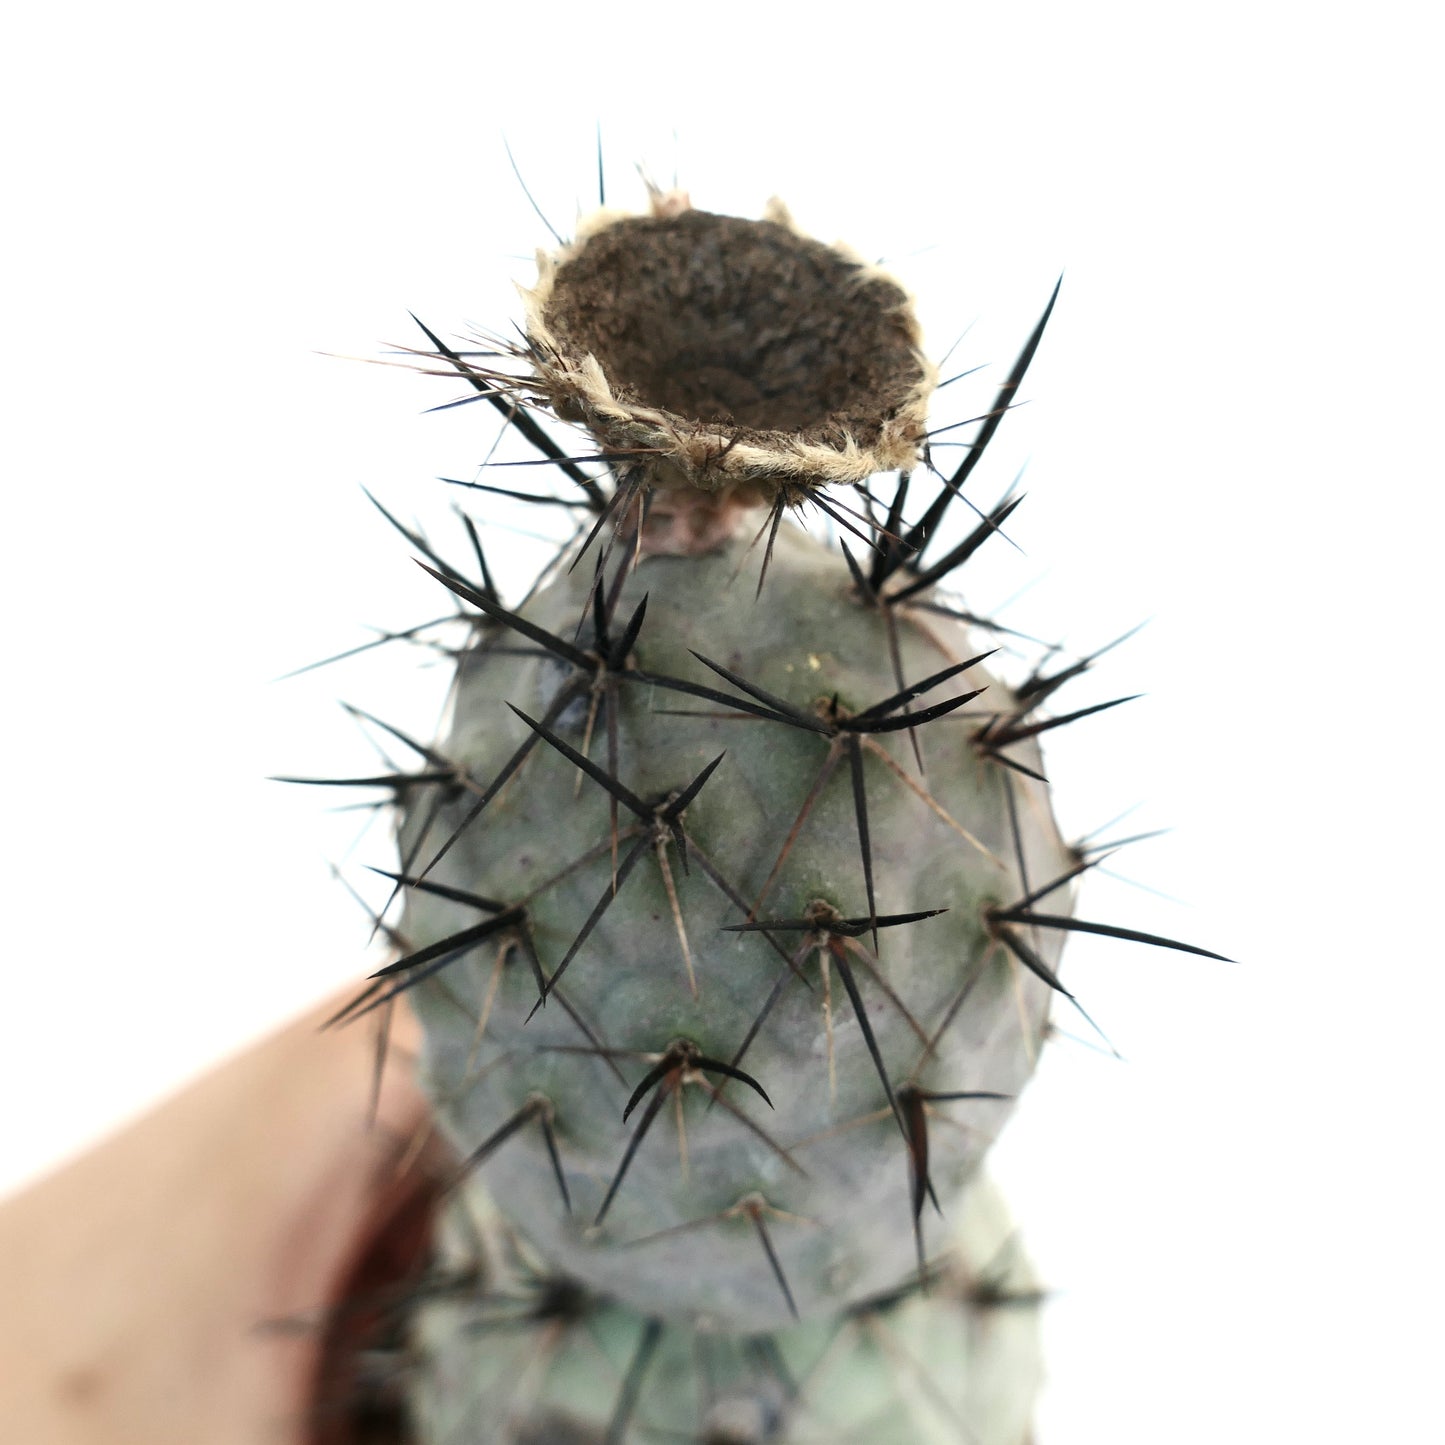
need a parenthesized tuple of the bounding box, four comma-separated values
(396, 520, 1074, 1333)
(410, 1174, 1044, 1445)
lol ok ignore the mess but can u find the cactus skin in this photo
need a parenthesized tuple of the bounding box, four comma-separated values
(403, 518, 1071, 1334)
(411, 1174, 1043, 1445)
(299, 190, 1216, 1440)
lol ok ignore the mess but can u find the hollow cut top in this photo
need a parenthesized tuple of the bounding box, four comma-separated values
(521, 200, 935, 495)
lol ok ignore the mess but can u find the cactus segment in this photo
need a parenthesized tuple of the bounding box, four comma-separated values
(410, 1174, 1043, 1445)
(397, 514, 1073, 1331)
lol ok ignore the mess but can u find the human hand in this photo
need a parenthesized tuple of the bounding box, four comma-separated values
(0, 993, 441, 1444)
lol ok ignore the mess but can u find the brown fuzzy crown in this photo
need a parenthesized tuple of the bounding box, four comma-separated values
(520, 195, 935, 498)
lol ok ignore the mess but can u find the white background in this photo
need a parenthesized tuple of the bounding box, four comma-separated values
(3, 3, 1441, 1441)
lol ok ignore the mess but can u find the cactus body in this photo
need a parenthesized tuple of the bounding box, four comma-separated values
(309, 190, 1163, 1441)
(411, 1175, 1043, 1444)
(405, 518, 1069, 1335)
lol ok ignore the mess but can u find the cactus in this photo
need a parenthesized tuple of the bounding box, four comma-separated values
(299, 187, 1223, 1442)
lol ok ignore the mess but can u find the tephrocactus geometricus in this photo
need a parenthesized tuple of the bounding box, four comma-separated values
(300, 186, 1225, 1444)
